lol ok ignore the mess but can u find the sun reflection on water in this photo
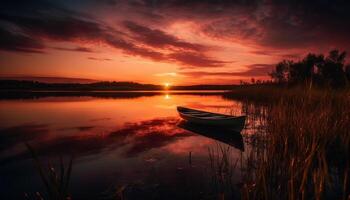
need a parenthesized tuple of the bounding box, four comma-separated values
(164, 93, 171, 100)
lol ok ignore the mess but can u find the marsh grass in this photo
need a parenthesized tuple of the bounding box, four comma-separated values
(236, 87, 350, 200)
(25, 143, 73, 200)
(223, 85, 339, 104)
(223, 85, 289, 103)
(208, 144, 240, 200)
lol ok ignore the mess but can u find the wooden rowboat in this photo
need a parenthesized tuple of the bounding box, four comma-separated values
(177, 106, 246, 131)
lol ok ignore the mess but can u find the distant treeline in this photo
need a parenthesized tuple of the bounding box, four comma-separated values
(0, 80, 239, 91)
(0, 80, 161, 90)
(270, 49, 350, 88)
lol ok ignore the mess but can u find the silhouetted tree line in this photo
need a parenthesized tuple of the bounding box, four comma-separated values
(0, 80, 162, 90)
(270, 50, 350, 88)
(240, 79, 273, 85)
(0, 80, 240, 91)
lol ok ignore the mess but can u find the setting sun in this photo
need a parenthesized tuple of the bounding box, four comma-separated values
(164, 83, 171, 88)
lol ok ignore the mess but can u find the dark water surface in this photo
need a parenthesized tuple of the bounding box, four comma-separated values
(0, 92, 251, 199)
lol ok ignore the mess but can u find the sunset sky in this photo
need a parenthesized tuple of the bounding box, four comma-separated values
(1, 0, 350, 85)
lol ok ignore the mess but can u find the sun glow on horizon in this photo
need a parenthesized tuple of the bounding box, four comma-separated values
(164, 82, 171, 89)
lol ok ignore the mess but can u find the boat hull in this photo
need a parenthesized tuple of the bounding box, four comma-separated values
(177, 106, 246, 131)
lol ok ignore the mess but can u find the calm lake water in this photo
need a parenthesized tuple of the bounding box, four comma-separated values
(0, 92, 253, 199)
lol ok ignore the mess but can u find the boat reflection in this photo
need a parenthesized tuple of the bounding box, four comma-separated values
(177, 120, 244, 151)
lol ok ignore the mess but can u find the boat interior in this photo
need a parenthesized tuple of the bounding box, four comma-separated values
(180, 109, 236, 119)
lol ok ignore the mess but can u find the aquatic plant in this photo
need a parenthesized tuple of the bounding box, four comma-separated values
(25, 143, 73, 200)
(239, 88, 350, 200)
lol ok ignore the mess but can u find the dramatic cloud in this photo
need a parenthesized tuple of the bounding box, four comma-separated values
(155, 72, 177, 77)
(0, 2, 112, 54)
(1, 0, 350, 83)
(169, 52, 228, 68)
(181, 63, 274, 77)
(105, 35, 167, 61)
(53, 46, 95, 53)
(88, 57, 112, 61)
(0, 26, 45, 53)
(198, 1, 350, 50)
(0, 76, 98, 83)
(250, 50, 299, 57)
(124, 20, 207, 51)
(0, 1, 225, 68)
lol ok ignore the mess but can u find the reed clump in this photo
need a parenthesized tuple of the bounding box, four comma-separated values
(208, 144, 240, 200)
(241, 89, 350, 200)
(25, 143, 73, 200)
(223, 85, 337, 104)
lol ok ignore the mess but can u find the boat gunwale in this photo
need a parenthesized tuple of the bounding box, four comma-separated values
(177, 106, 246, 120)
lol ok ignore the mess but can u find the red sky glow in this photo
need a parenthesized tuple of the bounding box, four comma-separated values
(1, 0, 350, 84)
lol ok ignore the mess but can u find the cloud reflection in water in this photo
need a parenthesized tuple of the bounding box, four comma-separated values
(0, 117, 193, 164)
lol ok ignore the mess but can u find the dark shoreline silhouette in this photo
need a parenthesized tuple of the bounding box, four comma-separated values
(0, 90, 228, 100)
(0, 80, 239, 91)
(0, 79, 240, 99)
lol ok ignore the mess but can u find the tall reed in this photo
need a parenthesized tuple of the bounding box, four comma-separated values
(208, 144, 240, 200)
(240, 89, 350, 200)
(25, 143, 73, 200)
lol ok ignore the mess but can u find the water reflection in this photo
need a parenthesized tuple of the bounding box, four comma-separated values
(0, 93, 247, 199)
(178, 121, 244, 151)
(0, 90, 226, 100)
(0, 117, 193, 164)
(0, 124, 49, 151)
(164, 93, 171, 100)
